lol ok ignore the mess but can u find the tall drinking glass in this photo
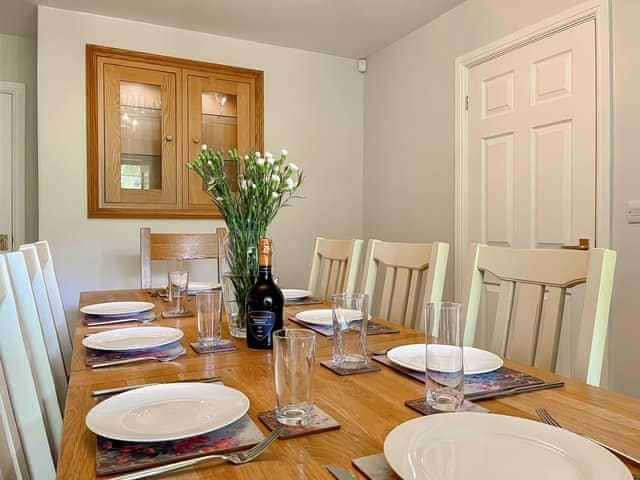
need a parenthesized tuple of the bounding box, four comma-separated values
(168, 270, 189, 313)
(425, 302, 464, 411)
(273, 329, 316, 426)
(331, 293, 369, 369)
(196, 291, 222, 348)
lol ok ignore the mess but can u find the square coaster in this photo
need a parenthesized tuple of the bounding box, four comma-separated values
(190, 340, 239, 354)
(405, 397, 488, 415)
(320, 360, 381, 376)
(352, 453, 401, 480)
(257, 406, 340, 439)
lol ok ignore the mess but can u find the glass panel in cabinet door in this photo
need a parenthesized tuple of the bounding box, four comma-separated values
(119, 81, 162, 190)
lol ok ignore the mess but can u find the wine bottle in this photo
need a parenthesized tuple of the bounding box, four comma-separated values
(246, 237, 284, 349)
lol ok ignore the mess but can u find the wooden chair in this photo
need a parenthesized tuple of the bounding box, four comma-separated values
(19, 241, 73, 375)
(0, 256, 56, 478)
(360, 240, 449, 329)
(307, 238, 363, 300)
(18, 245, 68, 405)
(140, 227, 227, 288)
(0, 357, 30, 479)
(461, 244, 616, 386)
(5, 252, 63, 458)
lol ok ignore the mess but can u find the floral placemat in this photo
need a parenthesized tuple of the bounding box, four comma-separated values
(288, 317, 399, 337)
(320, 360, 381, 376)
(258, 406, 340, 439)
(95, 414, 264, 476)
(372, 355, 544, 398)
(190, 340, 239, 354)
(83, 310, 155, 325)
(85, 341, 184, 367)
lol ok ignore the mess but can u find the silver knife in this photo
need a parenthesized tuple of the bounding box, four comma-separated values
(466, 381, 565, 401)
(327, 464, 357, 480)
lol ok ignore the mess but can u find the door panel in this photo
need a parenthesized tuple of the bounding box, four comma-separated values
(466, 20, 596, 377)
(0, 93, 12, 252)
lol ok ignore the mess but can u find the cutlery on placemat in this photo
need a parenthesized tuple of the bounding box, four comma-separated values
(466, 381, 565, 401)
(86, 312, 162, 326)
(327, 464, 358, 480)
(111, 431, 279, 480)
(90, 348, 186, 369)
(91, 376, 222, 396)
(536, 408, 640, 466)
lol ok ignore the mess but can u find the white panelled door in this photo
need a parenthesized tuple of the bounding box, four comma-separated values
(0, 82, 26, 253)
(466, 20, 596, 377)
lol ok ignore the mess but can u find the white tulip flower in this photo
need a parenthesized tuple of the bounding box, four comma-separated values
(281, 149, 288, 156)
(286, 178, 295, 190)
(288, 162, 300, 171)
(256, 157, 266, 166)
(272, 192, 280, 198)
(244, 155, 249, 160)
(267, 156, 275, 165)
(265, 152, 273, 158)
(201, 144, 208, 151)
(255, 151, 261, 158)
(271, 174, 280, 183)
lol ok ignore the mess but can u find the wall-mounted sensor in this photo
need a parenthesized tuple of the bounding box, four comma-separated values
(357, 58, 367, 73)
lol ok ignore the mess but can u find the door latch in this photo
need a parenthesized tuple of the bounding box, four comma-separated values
(0, 234, 8, 251)
(561, 238, 590, 250)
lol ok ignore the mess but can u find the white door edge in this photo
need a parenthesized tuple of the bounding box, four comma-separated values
(454, 0, 611, 300)
(0, 81, 26, 251)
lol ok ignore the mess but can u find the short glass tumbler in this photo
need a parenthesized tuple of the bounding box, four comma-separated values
(196, 291, 223, 348)
(331, 293, 369, 369)
(425, 302, 464, 412)
(273, 329, 316, 426)
(168, 270, 189, 313)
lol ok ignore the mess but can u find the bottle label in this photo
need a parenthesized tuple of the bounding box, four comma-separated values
(248, 311, 276, 342)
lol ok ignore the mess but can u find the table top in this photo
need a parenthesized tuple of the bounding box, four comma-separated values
(57, 289, 640, 479)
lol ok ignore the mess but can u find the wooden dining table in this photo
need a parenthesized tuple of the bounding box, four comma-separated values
(57, 289, 640, 479)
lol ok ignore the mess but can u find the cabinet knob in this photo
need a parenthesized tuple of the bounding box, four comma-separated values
(165, 135, 173, 142)
(192, 138, 200, 144)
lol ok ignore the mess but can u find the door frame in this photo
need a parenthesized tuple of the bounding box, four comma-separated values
(0, 81, 26, 251)
(454, 0, 611, 298)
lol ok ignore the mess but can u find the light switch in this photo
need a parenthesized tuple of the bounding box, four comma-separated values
(626, 201, 640, 223)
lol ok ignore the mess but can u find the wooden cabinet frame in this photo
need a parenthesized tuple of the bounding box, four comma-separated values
(86, 44, 264, 218)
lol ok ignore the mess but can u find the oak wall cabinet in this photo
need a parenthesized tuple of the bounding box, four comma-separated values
(87, 45, 264, 218)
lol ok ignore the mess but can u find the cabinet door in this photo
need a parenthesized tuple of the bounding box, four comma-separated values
(102, 62, 179, 206)
(185, 74, 254, 209)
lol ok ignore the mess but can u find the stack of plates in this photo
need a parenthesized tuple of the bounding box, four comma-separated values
(386, 344, 504, 375)
(384, 412, 631, 479)
(187, 281, 221, 295)
(86, 383, 250, 442)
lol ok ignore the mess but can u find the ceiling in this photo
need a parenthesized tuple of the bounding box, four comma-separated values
(1, 0, 465, 58)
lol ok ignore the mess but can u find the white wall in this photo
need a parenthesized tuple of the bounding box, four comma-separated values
(38, 7, 363, 325)
(0, 33, 37, 242)
(364, 0, 640, 398)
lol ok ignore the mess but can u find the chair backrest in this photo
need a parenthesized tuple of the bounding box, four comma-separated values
(18, 246, 68, 406)
(0, 256, 56, 478)
(19, 240, 73, 374)
(5, 252, 63, 458)
(140, 227, 227, 288)
(360, 240, 449, 329)
(461, 244, 616, 386)
(0, 357, 30, 479)
(307, 238, 363, 300)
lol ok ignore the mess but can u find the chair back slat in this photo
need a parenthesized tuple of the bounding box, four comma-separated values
(0, 256, 56, 478)
(361, 240, 449, 328)
(534, 286, 566, 371)
(18, 246, 67, 408)
(0, 357, 30, 479)
(462, 243, 617, 386)
(4, 252, 63, 459)
(307, 238, 363, 300)
(506, 283, 545, 364)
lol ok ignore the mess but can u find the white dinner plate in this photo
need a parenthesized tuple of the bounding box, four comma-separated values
(80, 301, 155, 316)
(386, 344, 503, 375)
(86, 383, 250, 442)
(295, 309, 371, 326)
(384, 412, 631, 480)
(282, 288, 312, 300)
(188, 281, 221, 293)
(82, 326, 183, 351)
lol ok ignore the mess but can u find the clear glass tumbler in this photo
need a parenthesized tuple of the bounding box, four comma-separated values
(425, 302, 464, 412)
(273, 329, 316, 426)
(168, 270, 189, 313)
(331, 293, 369, 369)
(196, 291, 222, 348)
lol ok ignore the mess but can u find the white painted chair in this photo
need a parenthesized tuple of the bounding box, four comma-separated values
(0, 357, 30, 479)
(5, 252, 63, 458)
(19, 241, 73, 374)
(360, 240, 449, 329)
(0, 256, 56, 478)
(17, 246, 67, 409)
(307, 238, 363, 301)
(461, 244, 616, 386)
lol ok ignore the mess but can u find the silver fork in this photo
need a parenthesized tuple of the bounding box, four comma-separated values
(90, 348, 186, 368)
(111, 431, 279, 480)
(86, 312, 162, 327)
(536, 408, 640, 466)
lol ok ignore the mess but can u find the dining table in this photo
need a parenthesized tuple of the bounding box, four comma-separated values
(57, 288, 640, 479)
